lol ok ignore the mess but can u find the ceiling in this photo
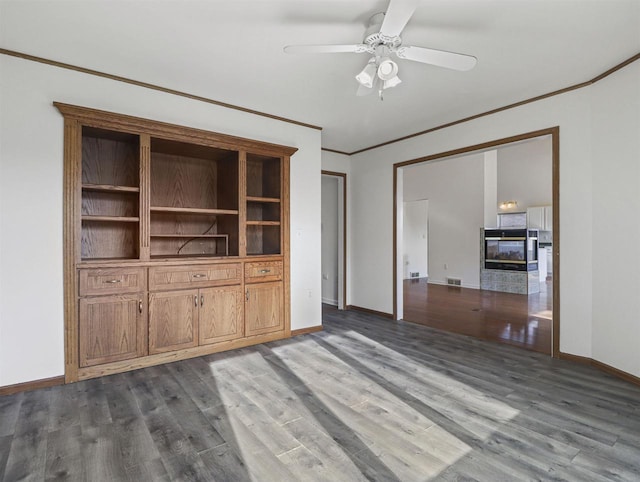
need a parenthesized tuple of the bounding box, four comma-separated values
(1, 0, 639, 153)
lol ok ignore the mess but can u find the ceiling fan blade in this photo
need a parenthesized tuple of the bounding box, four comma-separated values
(379, 0, 420, 38)
(284, 44, 369, 54)
(395, 45, 477, 71)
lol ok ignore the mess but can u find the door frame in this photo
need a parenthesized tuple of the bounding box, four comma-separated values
(321, 170, 347, 309)
(393, 127, 560, 358)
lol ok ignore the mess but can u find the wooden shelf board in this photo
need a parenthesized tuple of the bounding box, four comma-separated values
(246, 221, 281, 226)
(246, 196, 281, 203)
(82, 183, 140, 193)
(149, 254, 231, 260)
(82, 215, 140, 223)
(150, 206, 239, 216)
(81, 256, 139, 262)
(150, 234, 229, 238)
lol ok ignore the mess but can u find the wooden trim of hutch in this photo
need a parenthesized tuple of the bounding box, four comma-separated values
(58, 103, 296, 383)
(392, 126, 561, 358)
(0, 376, 65, 396)
(63, 119, 81, 383)
(139, 133, 151, 261)
(53, 102, 299, 157)
(283, 155, 292, 337)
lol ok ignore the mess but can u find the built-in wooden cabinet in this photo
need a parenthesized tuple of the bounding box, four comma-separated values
(58, 102, 294, 382)
(149, 289, 199, 354)
(245, 281, 284, 336)
(199, 285, 244, 345)
(79, 294, 147, 367)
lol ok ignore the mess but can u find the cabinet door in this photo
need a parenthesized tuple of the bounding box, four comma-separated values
(79, 294, 146, 367)
(544, 206, 553, 231)
(527, 207, 545, 229)
(149, 289, 198, 354)
(199, 286, 244, 345)
(245, 281, 284, 336)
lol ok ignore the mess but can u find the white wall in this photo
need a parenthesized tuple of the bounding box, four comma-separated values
(349, 70, 594, 359)
(321, 176, 339, 305)
(497, 136, 553, 211)
(590, 63, 640, 377)
(349, 59, 640, 378)
(402, 200, 428, 280)
(0, 55, 322, 386)
(403, 153, 485, 288)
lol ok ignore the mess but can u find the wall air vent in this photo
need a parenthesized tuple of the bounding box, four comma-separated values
(447, 277, 462, 287)
(410, 272, 420, 278)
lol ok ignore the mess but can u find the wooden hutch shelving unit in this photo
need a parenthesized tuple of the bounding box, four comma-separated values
(57, 102, 295, 383)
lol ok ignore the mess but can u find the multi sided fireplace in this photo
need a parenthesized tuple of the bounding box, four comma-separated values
(484, 228, 538, 271)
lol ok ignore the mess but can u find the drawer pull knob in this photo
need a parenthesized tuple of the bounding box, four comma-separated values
(104, 279, 121, 284)
(259, 269, 271, 274)
(192, 274, 207, 279)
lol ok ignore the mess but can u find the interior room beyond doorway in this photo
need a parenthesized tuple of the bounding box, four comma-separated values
(396, 132, 556, 355)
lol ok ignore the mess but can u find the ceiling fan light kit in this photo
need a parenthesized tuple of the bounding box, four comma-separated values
(284, 0, 477, 99)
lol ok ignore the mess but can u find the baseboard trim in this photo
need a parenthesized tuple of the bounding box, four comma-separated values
(558, 352, 592, 364)
(559, 351, 640, 387)
(0, 375, 65, 396)
(291, 325, 323, 336)
(347, 305, 393, 319)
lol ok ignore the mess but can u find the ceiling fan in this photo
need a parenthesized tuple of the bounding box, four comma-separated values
(284, 0, 477, 99)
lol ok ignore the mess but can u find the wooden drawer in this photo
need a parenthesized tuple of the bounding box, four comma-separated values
(244, 261, 283, 283)
(79, 267, 147, 297)
(149, 263, 241, 291)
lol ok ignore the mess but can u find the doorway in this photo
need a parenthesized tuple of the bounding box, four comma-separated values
(394, 128, 559, 357)
(321, 171, 347, 310)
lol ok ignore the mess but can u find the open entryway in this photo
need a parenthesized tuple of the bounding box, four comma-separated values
(321, 171, 347, 310)
(395, 129, 559, 356)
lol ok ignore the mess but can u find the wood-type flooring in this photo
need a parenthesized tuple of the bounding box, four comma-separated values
(403, 279, 552, 354)
(1, 305, 639, 481)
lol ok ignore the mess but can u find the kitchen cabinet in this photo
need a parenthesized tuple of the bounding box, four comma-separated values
(527, 205, 552, 231)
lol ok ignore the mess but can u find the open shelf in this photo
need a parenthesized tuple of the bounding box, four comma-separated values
(150, 206, 238, 216)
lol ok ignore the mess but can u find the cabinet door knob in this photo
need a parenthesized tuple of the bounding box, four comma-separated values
(105, 279, 121, 284)
(246, 289, 249, 301)
(139, 300, 143, 314)
(200, 294, 204, 306)
(195, 295, 198, 307)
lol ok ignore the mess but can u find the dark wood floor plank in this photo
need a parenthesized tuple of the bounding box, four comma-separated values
(403, 279, 553, 353)
(0, 392, 23, 437)
(3, 388, 51, 481)
(44, 424, 84, 481)
(3, 305, 640, 481)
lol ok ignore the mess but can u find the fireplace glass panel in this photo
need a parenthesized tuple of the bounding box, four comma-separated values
(486, 240, 525, 262)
